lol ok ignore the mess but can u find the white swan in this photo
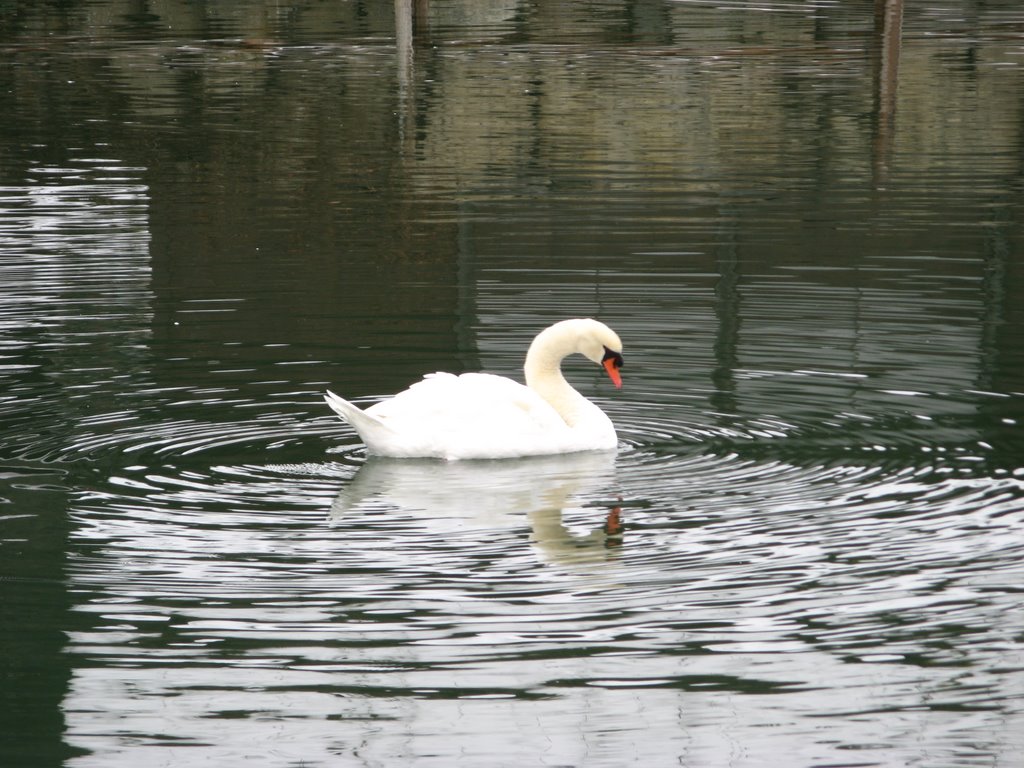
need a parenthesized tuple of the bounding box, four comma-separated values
(324, 318, 624, 460)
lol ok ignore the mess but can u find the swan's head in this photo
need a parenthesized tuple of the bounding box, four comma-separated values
(537, 318, 623, 389)
(578, 320, 624, 389)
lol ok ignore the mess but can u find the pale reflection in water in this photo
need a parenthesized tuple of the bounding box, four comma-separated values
(331, 450, 623, 565)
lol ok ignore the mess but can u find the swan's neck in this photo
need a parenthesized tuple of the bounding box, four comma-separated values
(524, 330, 590, 427)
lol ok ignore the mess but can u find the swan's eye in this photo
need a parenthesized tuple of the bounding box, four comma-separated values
(602, 347, 623, 369)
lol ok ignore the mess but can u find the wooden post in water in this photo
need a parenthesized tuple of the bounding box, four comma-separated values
(873, 0, 904, 185)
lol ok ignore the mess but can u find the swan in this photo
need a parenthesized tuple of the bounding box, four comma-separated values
(324, 318, 624, 460)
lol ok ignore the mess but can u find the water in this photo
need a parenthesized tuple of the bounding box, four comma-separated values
(2, 1, 1024, 766)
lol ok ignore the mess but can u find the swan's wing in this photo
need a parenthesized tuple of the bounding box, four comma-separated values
(361, 372, 572, 458)
(368, 372, 566, 434)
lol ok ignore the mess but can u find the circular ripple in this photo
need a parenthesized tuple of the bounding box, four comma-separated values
(20, 358, 1016, 745)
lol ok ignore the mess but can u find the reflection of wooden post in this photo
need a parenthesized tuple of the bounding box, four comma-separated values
(395, 0, 414, 144)
(415, 0, 430, 34)
(711, 234, 740, 417)
(873, 0, 903, 185)
(395, 0, 413, 90)
(875, 0, 903, 119)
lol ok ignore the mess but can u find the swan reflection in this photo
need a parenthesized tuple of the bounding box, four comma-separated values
(331, 450, 623, 564)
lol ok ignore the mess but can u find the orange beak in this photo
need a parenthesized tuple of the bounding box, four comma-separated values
(603, 356, 622, 388)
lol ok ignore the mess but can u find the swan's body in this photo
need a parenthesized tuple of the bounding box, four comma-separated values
(324, 318, 624, 460)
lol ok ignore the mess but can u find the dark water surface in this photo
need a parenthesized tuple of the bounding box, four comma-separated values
(3, 1, 1024, 766)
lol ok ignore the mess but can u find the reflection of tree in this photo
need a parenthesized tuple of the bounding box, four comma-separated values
(0, 474, 87, 766)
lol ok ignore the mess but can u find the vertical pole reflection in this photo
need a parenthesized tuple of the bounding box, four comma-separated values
(872, 0, 904, 186)
(395, 0, 414, 144)
(711, 229, 740, 416)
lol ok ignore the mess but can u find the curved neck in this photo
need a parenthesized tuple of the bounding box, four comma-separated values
(524, 328, 588, 426)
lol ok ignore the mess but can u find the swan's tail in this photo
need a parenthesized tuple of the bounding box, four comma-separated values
(324, 390, 393, 451)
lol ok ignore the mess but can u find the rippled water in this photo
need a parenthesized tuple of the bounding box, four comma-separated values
(3, 1, 1024, 766)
